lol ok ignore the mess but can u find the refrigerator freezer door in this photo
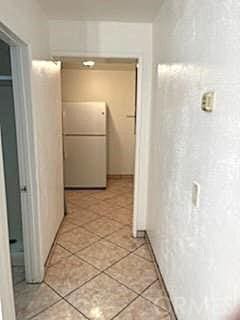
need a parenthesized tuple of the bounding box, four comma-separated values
(63, 102, 107, 135)
(64, 136, 107, 188)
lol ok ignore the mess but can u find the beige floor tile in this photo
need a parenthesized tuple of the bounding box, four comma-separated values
(32, 300, 87, 320)
(106, 227, 145, 252)
(105, 254, 157, 294)
(65, 211, 101, 227)
(14, 282, 60, 320)
(109, 212, 133, 226)
(15, 181, 169, 320)
(65, 191, 92, 200)
(45, 255, 99, 296)
(66, 199, 99, 213)
(103, 198, 121, 207)
(121, 202, 134, 210)
(66, 273, 137, 320)
(87, 202, 120, 216)
(57, 227, 100, 253)
(103, 206, 133, 219)
(48, 245, 72, 267)
(134, 244, 153, 262)
(83, 217, 124, 237)
(81, 198, 102, 209)
(12, 266, 25, 286)
(114, 297, 169, 320)
(142, 281, 171, 312)
(90, 192, 115, 201)
(77, 239, 129, 270)
(58, 220, 79, 235)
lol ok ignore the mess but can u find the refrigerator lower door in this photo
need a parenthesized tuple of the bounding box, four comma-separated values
(64, 136, 107, 188)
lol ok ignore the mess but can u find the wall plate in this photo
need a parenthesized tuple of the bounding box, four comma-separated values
(192, 181, 201, 208)
(202, 91, 215, 112)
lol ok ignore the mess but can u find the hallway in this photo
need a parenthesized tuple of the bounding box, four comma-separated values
(14, 178, 171, 319)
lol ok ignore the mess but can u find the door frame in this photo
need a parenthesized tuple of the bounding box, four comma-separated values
(0, 22, 43, 283)
(54, 51, 145, 237)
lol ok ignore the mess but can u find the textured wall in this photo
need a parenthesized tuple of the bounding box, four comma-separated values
(32, 61, 64, 264)
(0, 0, 49, 58)
(0, 0, 52, 277)
(147, 1, 240, 319)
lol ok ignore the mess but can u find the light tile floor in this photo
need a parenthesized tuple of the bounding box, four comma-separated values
(14, 178, 171, 320)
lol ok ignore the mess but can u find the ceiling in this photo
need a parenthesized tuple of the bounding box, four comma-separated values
(37, 0, 162, 22)
(60, 57, 138, 71)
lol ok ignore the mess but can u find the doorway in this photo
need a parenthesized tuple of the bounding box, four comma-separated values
(61, 57, 138, 186)
(59, 57, 138, 223)
(0, 38, 24, 281)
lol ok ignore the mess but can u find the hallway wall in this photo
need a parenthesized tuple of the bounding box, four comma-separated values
(0, 0, 64, 278)
(148, 1, 240, 320)
(32, 61, 64, 265)
(0, 0, 49, 58)
(62, 67, 136, 175)
(49, 20, 152, 231)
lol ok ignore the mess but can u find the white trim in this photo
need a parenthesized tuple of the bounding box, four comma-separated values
(0, 22, 43, 282)
(0, 129, 16, 320)
(53, 50, 146, 238)
(11, 47, 43, 282)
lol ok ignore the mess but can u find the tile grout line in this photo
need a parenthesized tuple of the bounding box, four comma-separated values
(43, 282, 91, 320)
(45, 249, 149, 306)
(80, 219, 128, 239)
(57, 222, 142, 256)
(47, 241, 150, 299)
(139, 279, 171, 313)
(110, 294, 140, 320)
(28, 284, 63, 320)
(62, 297, 91, 320)
(16, 181, 136, 320)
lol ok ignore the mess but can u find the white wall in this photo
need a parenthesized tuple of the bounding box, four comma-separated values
(0, 1, 64, 275)
(0, 0, 49, 58)
(62, 67, 136, 175)
(32, 61, 64, 264)
(148, 1, 240, 319)
(50, 20, 152, 230)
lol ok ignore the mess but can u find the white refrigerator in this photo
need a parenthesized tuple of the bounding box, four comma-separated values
(63, 102, 107, 188)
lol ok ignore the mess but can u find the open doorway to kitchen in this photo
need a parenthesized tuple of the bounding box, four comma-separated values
(59, 57, 138, 233)
(38, 56, 146, 309)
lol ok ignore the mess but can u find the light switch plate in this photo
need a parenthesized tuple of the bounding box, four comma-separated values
(202, 91, 215, 112)
(192, 181, 200, 208)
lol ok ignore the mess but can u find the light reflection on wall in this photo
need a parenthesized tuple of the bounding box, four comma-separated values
(32, 60, 61, 74)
